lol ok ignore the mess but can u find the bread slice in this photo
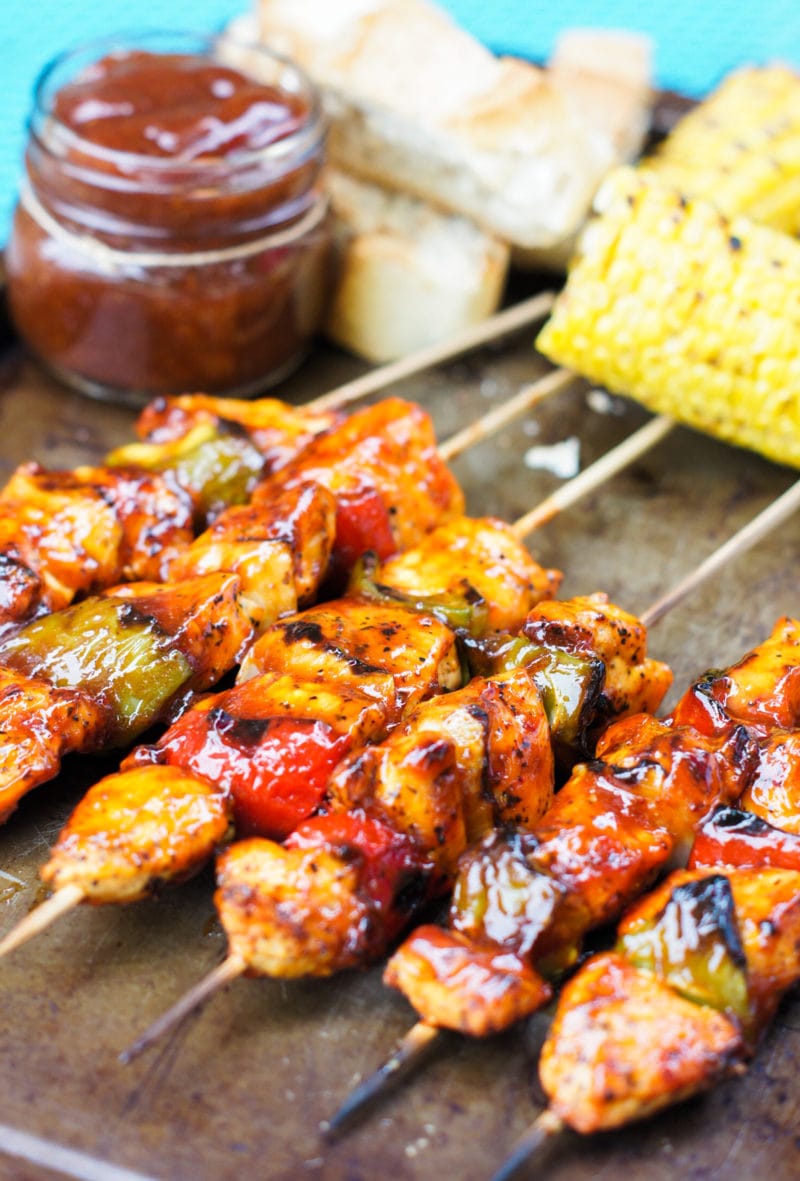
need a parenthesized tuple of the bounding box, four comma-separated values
(255, 0, 652, 253)
(324, 169, 509, 362)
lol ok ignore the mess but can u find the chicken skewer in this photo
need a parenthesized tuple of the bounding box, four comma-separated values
(119, 482, 798, 1064)
(324, 483, 800, 1133)
(493, 835, 800, 1179)
(0, 398, 471, 817)
(0, 508, 598, 958)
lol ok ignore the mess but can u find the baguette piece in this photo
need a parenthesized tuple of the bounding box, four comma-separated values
(255, 0, 652, 255)
(324, 169, 509, 362)
(514, 27, 653, 269)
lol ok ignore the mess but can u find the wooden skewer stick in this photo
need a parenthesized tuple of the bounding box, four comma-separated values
(0, 884, 83, 958)
(320, 1021, 441, 1141)
(321, 476, 800, 1134)
(119, 954, 246, 1065)
(438, 369, 578, 464)
(308, 291, 556, 413)
(511, 414, 675, 538)
(489, 1110, 568, 1181)
(640, 474, 800, 628)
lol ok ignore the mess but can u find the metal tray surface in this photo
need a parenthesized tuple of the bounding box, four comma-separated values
(0, 326, 798, 1181)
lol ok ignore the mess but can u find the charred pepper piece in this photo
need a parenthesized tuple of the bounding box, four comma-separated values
(689, 804, 800, 871)
(108, 420, 268, 527)
(0, 571, 252, 745)
(128, 672, 392, 839)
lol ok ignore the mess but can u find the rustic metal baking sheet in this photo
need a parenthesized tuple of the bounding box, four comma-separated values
(0, 311, 798, 1181)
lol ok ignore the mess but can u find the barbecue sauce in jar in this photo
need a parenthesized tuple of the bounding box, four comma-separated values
(7, 33, 331, 403)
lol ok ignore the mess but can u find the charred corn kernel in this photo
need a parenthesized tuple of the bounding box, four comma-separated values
(537, 167, 800, 469)
(646, 64, 800, 234)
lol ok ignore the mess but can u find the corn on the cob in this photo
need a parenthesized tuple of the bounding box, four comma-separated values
(645, 64, 800, 234)
(536, 166, 800, 469)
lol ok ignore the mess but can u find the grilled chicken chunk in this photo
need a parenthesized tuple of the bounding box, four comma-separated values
(238, 597, 462, 718)
(375, 516, 561, 635)
(539, 953, 743, 1134)
(216, 836, 380, 978)
(0, 669, 104, 822)
(0, 462, 195, 632)
(383, 926, 552, 1037)
(41, 765, 234, 903)
(326, 667, 555, 873)
(168, 481, 337, 630)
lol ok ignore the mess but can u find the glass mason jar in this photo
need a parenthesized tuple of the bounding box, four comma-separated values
(6, 31, 332, 404)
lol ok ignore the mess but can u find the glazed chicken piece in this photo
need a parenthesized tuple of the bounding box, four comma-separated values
(540, 951, 743, 1134)
(41, 764, 234, 903)
(167, 481, 337, 630)
(739, 729, 800, 834)
(0, 571, 253, 816)
(213, 667, 554, 979)
(383, 926, 552, 1038)
(327, 667, 555, 872)
(540, 866, 800, 1133)
(370, 516, 562, 636)
(671, 615, 800, 739)
(238, 596, 461, 717)
(256, 398, 464, 579)
(0, 462, 194, 633)
(0, 668, 105, 822)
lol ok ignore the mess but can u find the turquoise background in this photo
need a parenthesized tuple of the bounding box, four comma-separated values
(3, 2, 800, 236)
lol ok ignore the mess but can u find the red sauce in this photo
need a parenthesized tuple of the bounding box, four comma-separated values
(52, 52, 307, 159)
(7, 38, 331, 401)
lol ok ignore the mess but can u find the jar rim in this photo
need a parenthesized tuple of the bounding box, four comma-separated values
(30, 28, 326, 174)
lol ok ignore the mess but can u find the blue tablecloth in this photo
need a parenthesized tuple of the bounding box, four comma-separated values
(3, 1, 800, 239)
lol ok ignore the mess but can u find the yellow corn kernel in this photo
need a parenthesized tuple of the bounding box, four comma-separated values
(646, 64, 800, 233)
(537, 167, 800, 469)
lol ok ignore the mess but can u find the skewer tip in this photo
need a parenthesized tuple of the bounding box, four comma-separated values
(322, 1020, 442, 1141)
(0, 883, 84, 960)
(119, 953, 245, 1065)
(490, 1110, 567, 1181)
